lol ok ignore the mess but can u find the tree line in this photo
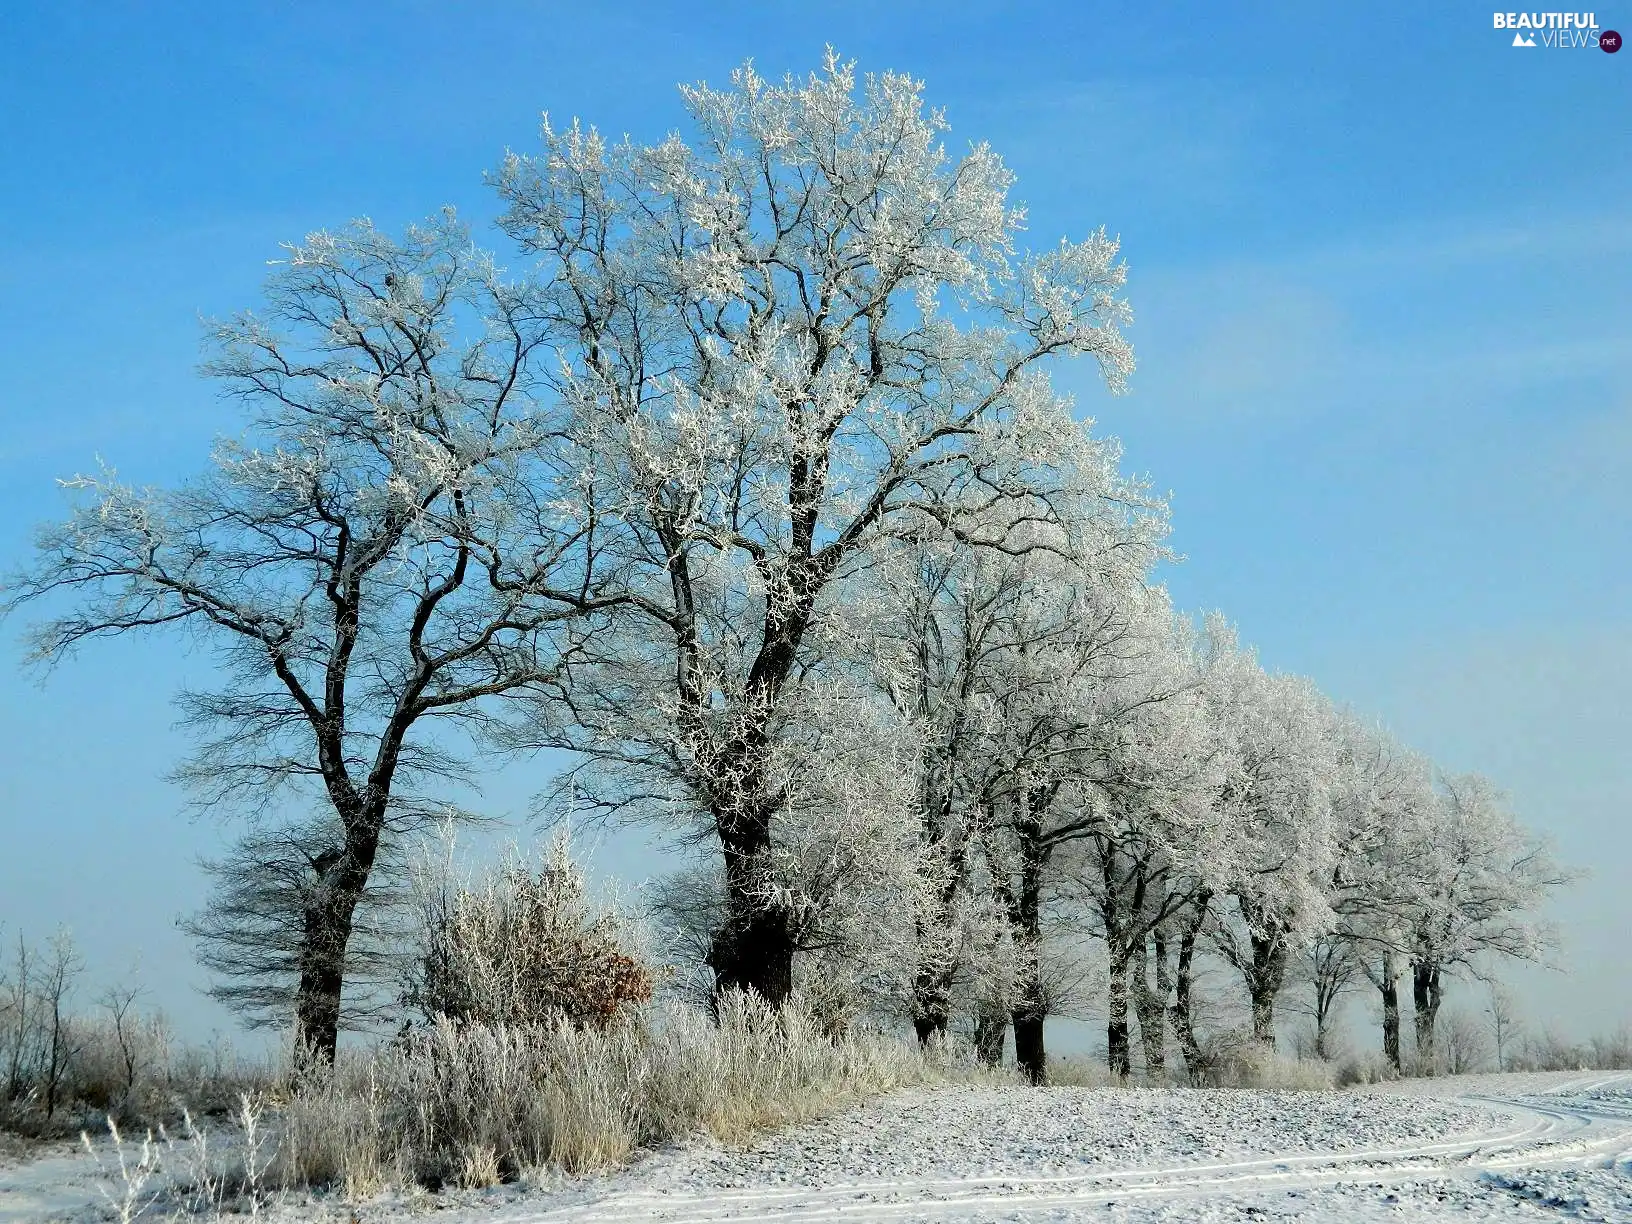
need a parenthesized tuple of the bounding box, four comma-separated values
(2, 53, 1569, 1075)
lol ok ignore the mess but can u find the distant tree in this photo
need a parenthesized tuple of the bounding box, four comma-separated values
(97, 976, 149, 1108)
(1201, 624, 1338, 1049)
(36, 929, 83, 1119)
(1403, 772, 1571, 1068)
(1290, 934, 1360, 1061)
(6, 216, 605, 1063)
(1324, 718, 1437, 1074)
(1484, 978, 1523, 1073)
(1, 930, 33, 1101)
(1434, 1007, 1491, 1075)
(179, 816, 409, 1033)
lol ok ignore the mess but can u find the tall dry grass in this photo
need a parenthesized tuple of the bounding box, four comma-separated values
(82, 992, 1011, 1214)
(270, 990, 1007, 1192)
(1187, 1030, 1337, 1091)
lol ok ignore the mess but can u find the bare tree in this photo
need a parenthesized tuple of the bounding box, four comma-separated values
(1434, 1007, 1491, 1075)
(1404, 772, 1572, 1068)
(0, 929, 29, 1103)
(37, 930, 83, 1119)
(6, 216, 606, 1063)
(98, 977, 148, 1107)
(1485, 978, 1523, 1073)
(179, 816, 410, 1032)
(1288, 934, 1360, 1061)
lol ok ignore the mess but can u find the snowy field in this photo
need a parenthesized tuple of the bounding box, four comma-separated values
(3, 1071, 1630, 1222)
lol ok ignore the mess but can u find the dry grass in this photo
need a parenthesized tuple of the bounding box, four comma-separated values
(2, 1011, 276, 1139)
(271, 992, 1003, 1189)
(1044, 1056, 1126, 1088)
(1190, 1032, 1337, 1091)
(60, 990, 988, 1205)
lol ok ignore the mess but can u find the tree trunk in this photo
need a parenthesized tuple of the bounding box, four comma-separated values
(911, 926, 954, 1046)
(708, 899, 796, 1007)
(1007, 798, 1051, 1084)
(1106, 954, 1132, 1079)
(293, 855, 367, 1066)
(1313, 983, 1333, 1061)
(913, 1013, 945, 1047)
(1168, 893, 1209, 1083)
(1412, 959, 1442, 1075)
(1245, 929, 1287, 1048)
(1013, 1005, 1047, 1084)
(1380, 965, 1402, 1073)
(911, 845, 966, 1047)
(974, 998, 1007, 1066)
(290, 811, 388, 1067)
(1133, 932, 1169, 1080)
(709, 814, 796, 1009)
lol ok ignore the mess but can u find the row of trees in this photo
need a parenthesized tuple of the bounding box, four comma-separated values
(3, 54, 1568, 1073)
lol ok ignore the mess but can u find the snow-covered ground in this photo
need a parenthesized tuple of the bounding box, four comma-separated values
(5, 1071, 1630, 1222)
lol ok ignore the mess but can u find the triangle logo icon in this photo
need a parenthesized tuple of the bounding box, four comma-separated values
(1512, 31, 1537, 45)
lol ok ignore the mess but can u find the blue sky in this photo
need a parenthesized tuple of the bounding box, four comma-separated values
(1, 2, 1627, 1046)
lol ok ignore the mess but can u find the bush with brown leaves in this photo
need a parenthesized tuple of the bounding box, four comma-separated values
(404, 836, 654, 1031)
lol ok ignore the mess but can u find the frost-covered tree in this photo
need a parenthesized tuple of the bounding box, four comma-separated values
(494, 52, 1138, 1008)
(1403, 771, 1568, 1069)
(4, 217, 603, 1063)
(868, 537, 1029, 1045)
(1288, 934, 1360, 1061)
(970, 557, 1186, 1081)
(1051, 613, 1229, 1078)
(1324, 717, 1437, 1072)
(1200, 620, 1337, 1048)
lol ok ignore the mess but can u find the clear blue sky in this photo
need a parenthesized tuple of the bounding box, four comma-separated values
(1, 2, 1627, 1045)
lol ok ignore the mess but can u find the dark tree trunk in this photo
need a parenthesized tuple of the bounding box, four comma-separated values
(911, 838, 967, 1047)
(1106, 954, 1132, 1078)
(1168, 893, 1209, 1083)
(1312, 974, 1334, 1061)
(1009, 794, 1052, 1084)
(293, 838, 373, 1066)
(1133, 931, 1169, 1079)
(708, 803, 797, 1009)
(682, 559, 822, 1017)
(974, 999, 1007, 1066)
(1412, 959, 1442, 1074)
(1380, 965, 1402, 1073)
(1013, 1006, 1047, 1085)
(913, 1013, 946, 1047)
(708, 896, 796, 1007)
(1243, 923, 1289, 1048)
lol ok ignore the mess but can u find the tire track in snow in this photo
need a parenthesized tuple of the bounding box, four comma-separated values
(497, 1073, 1632, 1223)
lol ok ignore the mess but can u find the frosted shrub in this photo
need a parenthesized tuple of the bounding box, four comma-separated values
(1192, 1031, 1335, 1091)
(404, 836, 654, 1031)
(1335, 1049, 1400, 1086)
